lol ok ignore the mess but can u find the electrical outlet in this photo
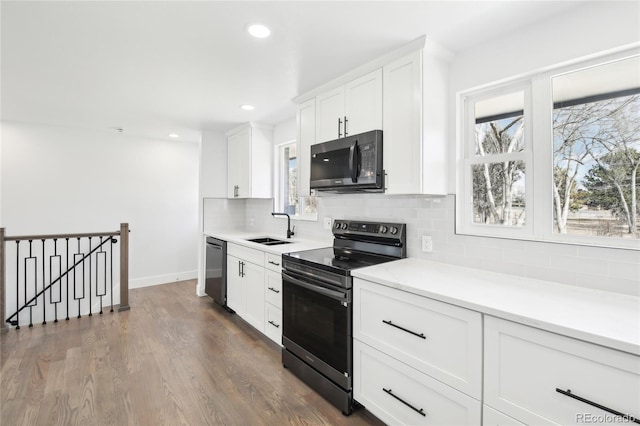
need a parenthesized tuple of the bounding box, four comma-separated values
(422, 235, 433, 253)
(323, 217, 333, 230)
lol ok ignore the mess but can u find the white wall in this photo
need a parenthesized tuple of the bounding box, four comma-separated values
(1, 121, 200, 289)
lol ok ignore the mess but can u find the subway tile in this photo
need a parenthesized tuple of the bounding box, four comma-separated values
(576, 272, 640, 297)
(525, 265, 576, 286)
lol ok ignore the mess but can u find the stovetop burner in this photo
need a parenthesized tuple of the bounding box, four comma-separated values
(283, 220, 406, 276)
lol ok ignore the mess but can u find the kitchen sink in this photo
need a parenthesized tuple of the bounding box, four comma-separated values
(246, 237, 292, 246)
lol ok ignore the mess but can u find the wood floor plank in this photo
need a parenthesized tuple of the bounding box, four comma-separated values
(1, 280, 384, 426)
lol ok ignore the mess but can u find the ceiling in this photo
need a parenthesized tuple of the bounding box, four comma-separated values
(1, 1, 588, 143)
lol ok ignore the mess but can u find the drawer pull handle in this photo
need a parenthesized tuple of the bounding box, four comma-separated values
(382, 320, 426, 339)
(268, 287, 280, 294)
(268, 320, 280, 328)
(268, 260, 280, 266)
(382, 388, 426, 417)
(556, 388, 640, 424)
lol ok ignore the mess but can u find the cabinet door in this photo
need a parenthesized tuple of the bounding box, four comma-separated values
(484, 316, 640, 425)
(296, 99, 315, 197)
(344, 69, 382, 136)
(227, 127, 251, 198)
(226, 255, 245, 316)
(243, 260, 265, 332)
(383, 50, 423, 194)
(354, 340, 481, 425)
(315, 86, 345, 143)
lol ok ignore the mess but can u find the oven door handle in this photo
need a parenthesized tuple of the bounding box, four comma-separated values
(282, 272, 347, 302)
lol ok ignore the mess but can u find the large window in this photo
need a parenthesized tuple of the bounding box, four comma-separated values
(275, 141, 317, 218)
(458, 50, 639, 249)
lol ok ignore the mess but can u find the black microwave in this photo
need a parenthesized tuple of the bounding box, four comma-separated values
(310, 130, 384, 193)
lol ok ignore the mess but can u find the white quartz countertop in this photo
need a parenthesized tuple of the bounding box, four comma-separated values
(205, 231, 330, 255)
(351, 258, 640, 355)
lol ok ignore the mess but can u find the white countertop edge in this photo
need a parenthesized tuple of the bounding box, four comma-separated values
(352, 258, 640, 356)
(204, 231, 331, 254)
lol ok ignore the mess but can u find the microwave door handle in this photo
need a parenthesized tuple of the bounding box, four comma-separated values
(349, 140, 358, 183)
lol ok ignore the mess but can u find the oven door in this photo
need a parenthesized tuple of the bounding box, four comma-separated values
(282, 270, 352, 390)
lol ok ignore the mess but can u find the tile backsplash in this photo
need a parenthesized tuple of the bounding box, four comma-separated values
(204, 195, 639, 296)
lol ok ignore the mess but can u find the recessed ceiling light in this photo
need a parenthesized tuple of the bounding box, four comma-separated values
(168, 133, 179, 138)
(240, 104, 255, 111)
(247, 24, 271, 39)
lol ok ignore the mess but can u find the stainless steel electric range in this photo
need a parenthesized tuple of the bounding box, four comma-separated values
(281, 220, 407, 415)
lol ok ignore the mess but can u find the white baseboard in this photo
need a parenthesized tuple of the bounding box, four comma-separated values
(129, 270, 198, 289)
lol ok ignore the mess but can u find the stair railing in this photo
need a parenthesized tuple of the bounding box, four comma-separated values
(0, 223, 130, 332)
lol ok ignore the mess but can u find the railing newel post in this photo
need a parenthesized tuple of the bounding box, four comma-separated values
(118, 223, 130, 312)
(0, 228, 6, 333)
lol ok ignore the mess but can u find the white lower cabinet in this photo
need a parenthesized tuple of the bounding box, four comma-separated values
(484, 316, 640, 425)
(353, 278, 482, 425)
(264, 266, 283, 345)
(264, 303, 282, 344)
(354, 340, 481, 425)
(353, 278, 482, 398)
(226, 253, 264, 332)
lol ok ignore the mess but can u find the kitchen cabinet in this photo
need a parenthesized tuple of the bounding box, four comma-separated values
(226, 244, 265, 332)
(353, 278, 482, 425)
(482, 405, 525, 426)
(383, 48, 448, 195)
(315, 69, 382, 144)
(226, 123, 272, 199)
(484, 316, 640, 425)
(264, 252, 283, 344)
(296, 99, 315, 197)
(354, 340, 481, 425)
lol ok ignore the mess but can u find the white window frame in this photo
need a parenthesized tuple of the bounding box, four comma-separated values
(456, 45, 640, 250)
(273, 140, 318, 221)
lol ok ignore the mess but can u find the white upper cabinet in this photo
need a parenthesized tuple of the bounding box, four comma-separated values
(293, 36, 449, 195)
(296, 99, 315, 197)
(226, 123, 273, 199)
(345, 69, 383, 137)
(315, 69, 382, 144)
(383, 50, 423, 194)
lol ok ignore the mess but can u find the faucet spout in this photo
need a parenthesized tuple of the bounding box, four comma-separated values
(271, 212, 295, 238)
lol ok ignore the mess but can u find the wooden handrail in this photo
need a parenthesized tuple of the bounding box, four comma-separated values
(5, 231, 120, 241)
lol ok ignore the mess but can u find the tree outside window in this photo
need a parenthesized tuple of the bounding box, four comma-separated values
(552, 57, 639, 239)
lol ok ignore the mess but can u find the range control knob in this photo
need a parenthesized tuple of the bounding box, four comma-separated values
(334, 222, 342, 229)
(389, 226, 398, 235)
(379, 225, 388, 234)
(341, 222, 348, 230)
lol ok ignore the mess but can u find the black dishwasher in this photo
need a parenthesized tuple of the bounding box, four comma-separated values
(205, 237, 228, 308)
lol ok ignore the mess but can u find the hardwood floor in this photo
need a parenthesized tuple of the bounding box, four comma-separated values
(1, 280, 384, 426)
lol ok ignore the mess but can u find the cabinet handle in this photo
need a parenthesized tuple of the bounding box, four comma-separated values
(268, 260, 280, 266)
(555, 388, 640, 424)
(338, 117, 342, 138)
(344, 116, 348, 136)
(382, 388, 426, 417)
(382, 320, 426, 339)
(268, 320, 280, 328)
(267, 287, 280, 294)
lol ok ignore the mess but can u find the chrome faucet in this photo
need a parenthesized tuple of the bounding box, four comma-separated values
(271, 212, 295, 238)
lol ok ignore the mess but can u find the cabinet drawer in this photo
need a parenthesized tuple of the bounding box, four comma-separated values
(264, 252, 282, 272)
(227, 243, 264, 266)
(484, 316, 640, 425)
(265, 270, 282, 309)
(353, 279, 482, 398)
(264, 304, 282, 345)
(483, 405, 525, 426)
(354, 341, 481, 426)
